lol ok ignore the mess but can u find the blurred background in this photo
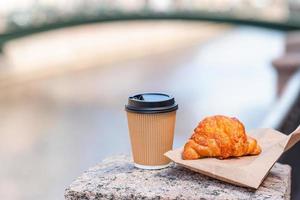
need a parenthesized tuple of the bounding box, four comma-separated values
(1, 0, 300, 199)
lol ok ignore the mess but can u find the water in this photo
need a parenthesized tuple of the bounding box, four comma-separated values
(0, 26, 283, 199)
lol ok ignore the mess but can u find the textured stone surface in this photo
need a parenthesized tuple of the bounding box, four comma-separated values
(65, 155, 291, 200)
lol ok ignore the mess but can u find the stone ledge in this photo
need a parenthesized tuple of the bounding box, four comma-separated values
(65, 155, 291, 200)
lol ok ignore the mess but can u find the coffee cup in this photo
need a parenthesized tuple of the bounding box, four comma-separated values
(125, 93, 178, 169)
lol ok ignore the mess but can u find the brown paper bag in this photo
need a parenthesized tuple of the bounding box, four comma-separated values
(165, 127, 300, 189)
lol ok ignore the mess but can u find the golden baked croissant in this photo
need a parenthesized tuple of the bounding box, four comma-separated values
(182, 115, 261, 160)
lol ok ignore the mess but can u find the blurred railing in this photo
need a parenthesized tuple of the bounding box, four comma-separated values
(1, 10, 300, 51)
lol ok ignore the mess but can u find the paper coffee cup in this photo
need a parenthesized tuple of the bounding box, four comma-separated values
(125, 93, 178, 169)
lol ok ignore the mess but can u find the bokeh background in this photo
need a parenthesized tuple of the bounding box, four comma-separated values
(1, 0, 300, 199)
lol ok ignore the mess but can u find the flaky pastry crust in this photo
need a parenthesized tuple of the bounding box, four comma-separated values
(182, 115, 261, 160)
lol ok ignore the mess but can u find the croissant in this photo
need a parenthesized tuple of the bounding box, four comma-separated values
(182, 115, 261, 160)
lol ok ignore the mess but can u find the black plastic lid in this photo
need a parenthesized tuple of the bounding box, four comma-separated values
(125, 93, 178, 114)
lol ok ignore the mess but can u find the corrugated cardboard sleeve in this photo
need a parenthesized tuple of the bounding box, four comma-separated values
(127, 111, 176, 166)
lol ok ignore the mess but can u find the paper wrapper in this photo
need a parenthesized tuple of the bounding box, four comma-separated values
(165, 127, 300, 189)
